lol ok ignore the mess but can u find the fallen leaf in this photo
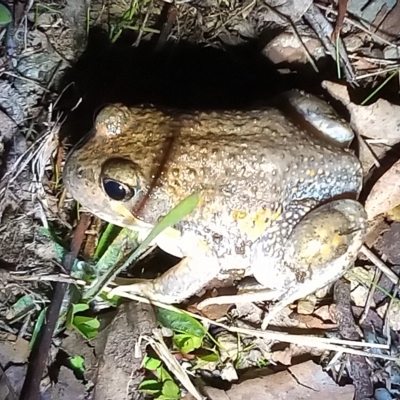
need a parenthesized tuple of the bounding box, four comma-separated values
(322, 81, 400, 174)
(291, 313, 337, 330)
(365, 159, 400, 219)
(297, 295, 317, 315)
(203, 360, 354, 400)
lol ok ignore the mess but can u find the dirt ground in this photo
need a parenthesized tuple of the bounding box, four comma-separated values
(1, 0, 400, 399)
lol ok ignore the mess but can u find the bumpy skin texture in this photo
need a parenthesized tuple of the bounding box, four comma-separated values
(63, 97, 367, 325)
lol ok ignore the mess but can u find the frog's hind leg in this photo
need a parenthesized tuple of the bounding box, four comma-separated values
(261, 198, 367, 329)
(108, 256, 220, 304)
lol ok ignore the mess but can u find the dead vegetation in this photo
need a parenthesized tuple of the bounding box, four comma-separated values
(1, 0, 400, 399)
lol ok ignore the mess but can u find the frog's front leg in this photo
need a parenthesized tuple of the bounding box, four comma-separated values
(109, 255, 220, 304)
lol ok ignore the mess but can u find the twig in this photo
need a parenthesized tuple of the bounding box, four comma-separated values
(102, 288, 396, 360)
(316, 3, 397, 48)
(355, 66, 400, 80)
(155, 2, 177, 52)
(145, 331, 203, 400)
(133, 0, 153, 47)
(359, 263, 382, 325)
(304, 4, 356, 84)
(19, 214, 91, 400)
(331, 0, 348, 42)
(361, 246, 399, 285)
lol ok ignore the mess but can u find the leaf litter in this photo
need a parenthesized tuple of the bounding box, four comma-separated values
(2, 0, 400, 399)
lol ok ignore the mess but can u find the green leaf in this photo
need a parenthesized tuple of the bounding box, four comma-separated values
(72, 303, 89, 314)
(158, 396, 179, 400)
(7, 294, 36, 323)
(73, 315, 100, 329)
(140, 358, 180, 399)
(83, 227, 139, 300)
(69, 355, 85, 373)
(143, 356, 162, 371)
(157, 364, 173, 382)
(94, 223, 122, 260)
(0, 4, 12, 26)
(161, 380, 180, 399)
(139, 192, 200, 251)
(72, 315, 100, 339)
(156, 308, 206, 338)
(88, 192, 200, 301)
(66, 303, 99, 339)
(66, 303, 89, 327)
(174, 333, 203, 354)
(95, 228, 139, 275)
(97, 291, 120, 307)
(29, 307, 47, 350)
(138, 378, 162, 395)
(196, 351, 219, 362)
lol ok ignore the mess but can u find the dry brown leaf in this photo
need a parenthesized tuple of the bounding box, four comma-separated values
(365, 159, 400, 219)
(291, 313, 337, 330)
(322, 81, 400, 174)
(203, 360, 354, 400)
(364, 217, 390, 248)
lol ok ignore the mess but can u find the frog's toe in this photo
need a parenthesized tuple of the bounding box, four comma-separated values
(109, 278, 197, 304)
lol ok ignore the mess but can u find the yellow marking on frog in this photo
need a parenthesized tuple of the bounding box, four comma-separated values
(232, 210, 248, 220)
(300, 228, 348, 266)
(299, 238, 329, 264)
(306, 169, 316, 177)
(332, 231, 346, 247)
(232, 207, 282, 241)
(271, 206, 282, 221)
(162, 227, 182, 238)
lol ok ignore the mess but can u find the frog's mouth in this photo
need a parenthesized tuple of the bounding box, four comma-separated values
(112, 203, 154, 230)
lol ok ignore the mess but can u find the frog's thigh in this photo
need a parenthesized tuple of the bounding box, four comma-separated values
(198, 201, 316, 310)
(109, 256, 220, 304)
(261, 198, 367, 329)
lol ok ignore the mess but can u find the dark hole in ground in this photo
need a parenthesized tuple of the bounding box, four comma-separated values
(58, 27, 351, 144)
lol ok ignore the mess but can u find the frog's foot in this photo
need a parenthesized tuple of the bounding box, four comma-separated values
(260, 199, 367, 330)
(197, 287, 282, 310)
(108, 256, 220, 304)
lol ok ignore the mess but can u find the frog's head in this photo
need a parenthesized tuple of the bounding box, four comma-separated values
(63, 104, 159, 231)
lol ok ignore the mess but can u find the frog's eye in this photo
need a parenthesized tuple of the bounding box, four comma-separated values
(100, 157, 141, 201)
(102, 178, 136, 201)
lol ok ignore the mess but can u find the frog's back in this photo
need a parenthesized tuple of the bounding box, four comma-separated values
(87, 105, 362, 231)
(156, 107, 362, 213)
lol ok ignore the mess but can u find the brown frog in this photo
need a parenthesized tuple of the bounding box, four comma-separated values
(63, 91, 367, 328)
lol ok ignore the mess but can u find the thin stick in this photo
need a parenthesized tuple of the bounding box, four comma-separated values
(361, 245, 399, 285)
(102, 288, 394, 359)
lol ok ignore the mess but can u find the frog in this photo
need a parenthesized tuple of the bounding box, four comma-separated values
(63, 90, 367, 329)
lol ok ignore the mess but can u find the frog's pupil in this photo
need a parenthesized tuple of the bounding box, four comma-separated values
(103, 179, 128, 201)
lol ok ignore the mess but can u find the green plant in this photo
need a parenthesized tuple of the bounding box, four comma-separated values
(139, 356, 180, 400)
(0, 3, 12, 26)
(66, 303, 100, 340)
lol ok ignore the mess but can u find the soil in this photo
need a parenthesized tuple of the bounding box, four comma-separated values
(1, 0, 400, 399)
